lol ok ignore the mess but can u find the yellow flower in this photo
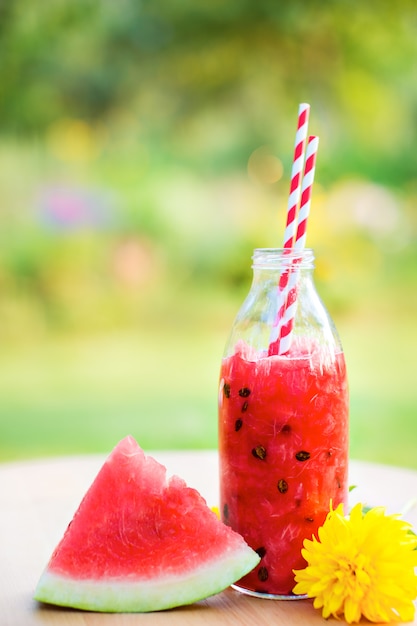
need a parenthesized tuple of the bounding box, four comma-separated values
(293, 502, 417, 623)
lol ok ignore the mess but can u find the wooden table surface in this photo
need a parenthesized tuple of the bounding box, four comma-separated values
(1, 451, 416, 626)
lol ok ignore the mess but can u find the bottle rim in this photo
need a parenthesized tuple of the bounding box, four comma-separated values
(252, 248, 315, 269)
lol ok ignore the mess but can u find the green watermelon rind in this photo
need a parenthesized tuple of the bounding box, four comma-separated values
(34, 545, 260, 612)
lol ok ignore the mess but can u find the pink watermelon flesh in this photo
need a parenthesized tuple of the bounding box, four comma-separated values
(34, 436, 260, 612)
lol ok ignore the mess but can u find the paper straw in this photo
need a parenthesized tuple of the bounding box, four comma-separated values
(282, 103, 310, 250)
(268, 104, 310, 350)
(276, 135, 319, 355)
(293, 135, 319, 253)
(276, 103, 310, 306)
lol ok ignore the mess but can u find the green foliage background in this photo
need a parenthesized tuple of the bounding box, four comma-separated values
(0, 0, 416, 467)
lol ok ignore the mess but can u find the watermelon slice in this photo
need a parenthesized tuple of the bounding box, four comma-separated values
(34, 436, 260, 612)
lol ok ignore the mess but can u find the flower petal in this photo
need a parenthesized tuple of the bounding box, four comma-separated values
(292, 501, 417, 624)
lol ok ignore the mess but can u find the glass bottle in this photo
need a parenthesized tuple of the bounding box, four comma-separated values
(218, 248, 349, 599)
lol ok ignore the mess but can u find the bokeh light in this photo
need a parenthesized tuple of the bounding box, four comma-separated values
(0, 1, 416, 467)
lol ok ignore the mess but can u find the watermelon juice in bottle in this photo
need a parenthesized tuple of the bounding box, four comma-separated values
(218, 248, 349, 599)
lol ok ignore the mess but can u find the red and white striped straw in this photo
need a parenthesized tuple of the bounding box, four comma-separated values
(293, 135, 319, 254)
(282, 103, 310, 250)
(276, 135, 319, 355)
(269, 104, 310, 349)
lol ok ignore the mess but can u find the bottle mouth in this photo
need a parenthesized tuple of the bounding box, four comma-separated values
(252, 248, 315, 269)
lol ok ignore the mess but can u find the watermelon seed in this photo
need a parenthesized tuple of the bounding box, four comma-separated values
(241, 401, 249, 412)
(255, 546, 267, 558)
(257, 566, 269, 582)
(295, 450, 310, 462)
(277, 479, 288, 493)
(281, 424, 291, 434)
(235, 419, 243, 432)
(223, 383, 231, 398)
(252, 446, 267, 460)
(305, 516, 314, 522)
(238, 387, 251, 398)
(223, 503, 229, 520)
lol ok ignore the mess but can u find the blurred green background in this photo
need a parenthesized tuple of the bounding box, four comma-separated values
(0, 1, 416, 467)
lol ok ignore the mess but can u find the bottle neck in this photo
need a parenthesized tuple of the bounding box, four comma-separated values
(223, 247, 342, 358)
(251, 248, 315, 271)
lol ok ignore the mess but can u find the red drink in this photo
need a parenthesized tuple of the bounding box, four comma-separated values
(218, 338, 349, 597)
